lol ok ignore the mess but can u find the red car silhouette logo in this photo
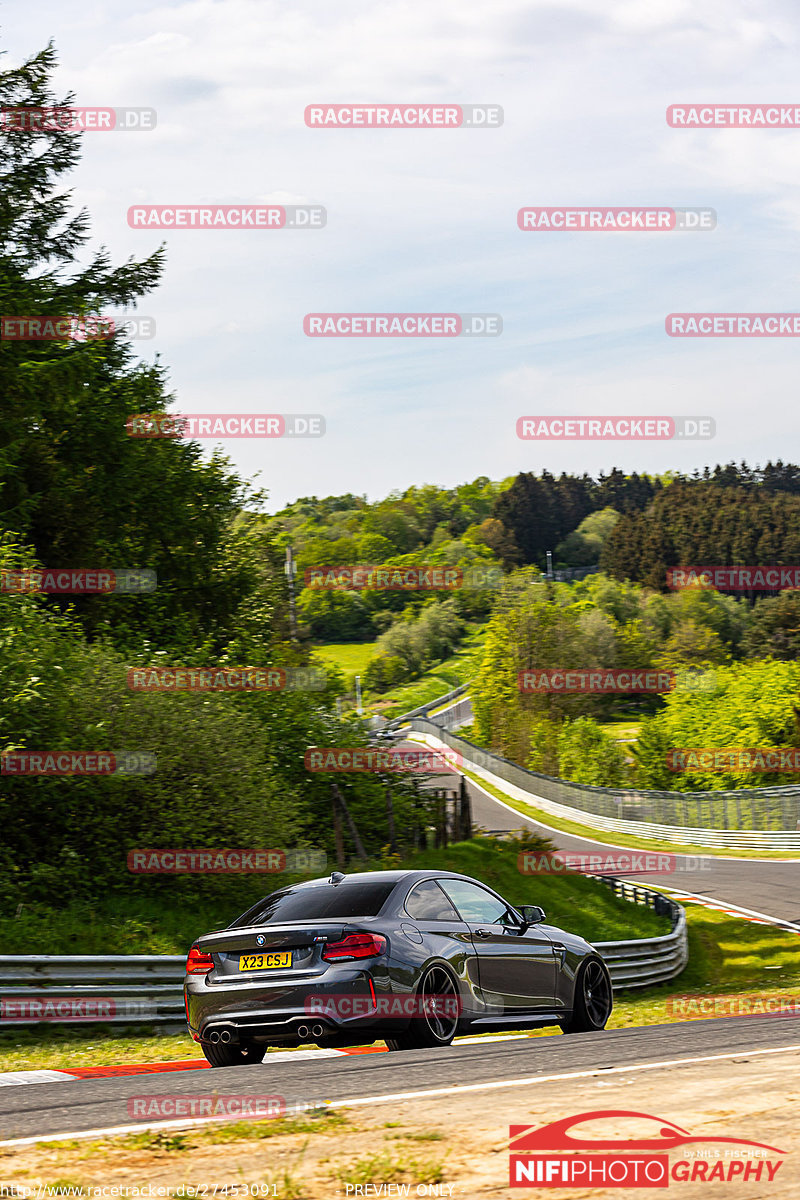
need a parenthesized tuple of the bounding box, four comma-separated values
(510, 1110, 785, 1155)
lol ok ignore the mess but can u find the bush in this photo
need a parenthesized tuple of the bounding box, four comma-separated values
(557, 717, 628, 787)
(362, 602, 466, 693)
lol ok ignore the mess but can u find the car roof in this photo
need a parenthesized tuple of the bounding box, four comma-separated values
(286, 869, 476, 889)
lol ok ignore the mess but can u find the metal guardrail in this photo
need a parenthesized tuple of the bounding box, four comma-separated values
(0, 955, 186, 1026)
(383, 683, 469, 730)
(431, 696, 473, 731)
(412, 718, 800, 849)
(0, 886, 686, 1025)
(593, 879, 688, 989)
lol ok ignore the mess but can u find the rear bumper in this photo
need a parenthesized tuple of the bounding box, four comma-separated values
(197, 1010, 396, 1045)
(185, 966, 412, 1042)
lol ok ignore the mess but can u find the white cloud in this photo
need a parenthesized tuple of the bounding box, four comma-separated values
(3, 0, 800, 504)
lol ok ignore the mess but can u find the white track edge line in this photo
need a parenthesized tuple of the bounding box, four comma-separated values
(657, 886, 800, 931)
(3, 1042, 800, 1148)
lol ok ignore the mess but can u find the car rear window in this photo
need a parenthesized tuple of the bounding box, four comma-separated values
(231, 881, 398, 926)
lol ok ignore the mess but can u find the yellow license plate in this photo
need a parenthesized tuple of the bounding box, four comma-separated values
(238, 952, 292, 971)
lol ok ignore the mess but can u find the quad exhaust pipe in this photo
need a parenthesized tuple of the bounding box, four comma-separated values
(208, 1021, 326, 1045)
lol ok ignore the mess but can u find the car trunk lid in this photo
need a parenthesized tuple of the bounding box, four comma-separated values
(197, 922, 348, 981)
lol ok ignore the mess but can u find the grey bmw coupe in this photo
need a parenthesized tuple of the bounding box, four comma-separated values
(184, 869, 613, 1066)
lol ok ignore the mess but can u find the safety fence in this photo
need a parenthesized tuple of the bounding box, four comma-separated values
(411, 719, 800, 849)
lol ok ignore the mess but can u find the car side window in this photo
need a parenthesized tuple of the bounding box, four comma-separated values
(404, 880, 461, 921)
(438, 879, 516, 925)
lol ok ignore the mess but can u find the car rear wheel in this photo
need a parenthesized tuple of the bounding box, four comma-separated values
(385, 964, 460, 1051)
(201, 1038, 265, 1068)
(560, 957, 612, 1034)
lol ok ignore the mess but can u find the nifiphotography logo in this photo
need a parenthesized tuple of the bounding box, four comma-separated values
(508, 1110, 786, 1188)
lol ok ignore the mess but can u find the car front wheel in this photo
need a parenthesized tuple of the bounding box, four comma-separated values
(560, 957, 612, 1034)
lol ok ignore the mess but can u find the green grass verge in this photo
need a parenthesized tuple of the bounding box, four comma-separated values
(312, 642, 379, 690)
(4, 900, 233, 956)
(609, 902, 800, 1028)
(0, 1028, 203, 1072)
(311, 624, 486, 716)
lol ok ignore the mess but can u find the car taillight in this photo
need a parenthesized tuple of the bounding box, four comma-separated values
(322, 933, 387, 962)
(186, 944, 214, 974)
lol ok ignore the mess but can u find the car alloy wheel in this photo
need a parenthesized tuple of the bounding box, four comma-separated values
(560, 957, 613, 1034)
(385, 964, 460, 1051)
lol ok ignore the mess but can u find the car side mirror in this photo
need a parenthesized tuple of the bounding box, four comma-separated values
(519, 905, 546, 930)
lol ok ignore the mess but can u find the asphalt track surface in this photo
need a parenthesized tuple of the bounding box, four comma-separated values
(402, 738, 800, 925)
(3, 1020, 800, 1143)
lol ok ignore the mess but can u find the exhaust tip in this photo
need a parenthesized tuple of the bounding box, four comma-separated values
(311, 1023, 325, 1038)
(296, 1024, 309, 1039)
(219, 1028, 232, 1044)
(208, 1029, 220, 1044)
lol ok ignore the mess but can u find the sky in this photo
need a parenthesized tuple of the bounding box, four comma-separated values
(3, 0, 800, 509)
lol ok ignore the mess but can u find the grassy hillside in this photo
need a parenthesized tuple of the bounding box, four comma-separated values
(403, 840, 667, 942)
(313, 641, 379, 691)
(309, 622, 486, 716)
(0, 839, 666, 955)
(373, 624, 487, 717)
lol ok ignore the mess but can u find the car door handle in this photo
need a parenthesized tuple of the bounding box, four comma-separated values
(474, 928, 491, 938)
